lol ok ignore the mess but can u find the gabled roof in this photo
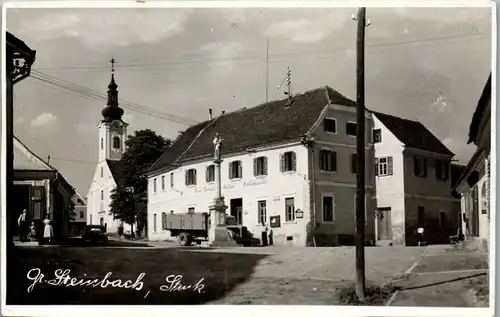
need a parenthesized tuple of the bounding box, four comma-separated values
(468, 73, 491, 144)
(148, 86, 356, 174)
(372, 111, 454, 156)
(14, 136, 55, 171)
(106, 159, 125, 184)
(451, 164, 467, 189)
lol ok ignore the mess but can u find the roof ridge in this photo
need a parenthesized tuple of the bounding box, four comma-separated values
(175, 116, 221, 164)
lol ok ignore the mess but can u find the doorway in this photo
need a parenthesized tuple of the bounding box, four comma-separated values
(230, 198, 243, 225)
(377, 207, 392, 240)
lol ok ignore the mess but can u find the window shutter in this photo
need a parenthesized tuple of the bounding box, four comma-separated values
(375, 158, 379, 176)
(185, 171, 189, 186)
(388, 156, 393, 175)
(193, 169, 197, 185)
(319, 150, 324, 170)
(280, 154, 284, 172)
(238, 161, 242, 178)
(423, 158, 428, 177)
(263, 157, 268, 175)
(253, 158, 257, 176)
(445, 163, 449, 180)
(332, 151, 337, 171)
(291, 152, 297, 171)
(435, 160, 440, 179)
(229, 162, 232, 179)
(206, 167, 209, 183)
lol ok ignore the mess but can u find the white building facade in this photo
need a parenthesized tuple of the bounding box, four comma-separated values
(86, 69, 128, 234)
(373, 112, 461, 246)
(147, 86, 376, 246)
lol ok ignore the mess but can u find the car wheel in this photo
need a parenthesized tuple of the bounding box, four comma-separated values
(178, 232, 192, 247)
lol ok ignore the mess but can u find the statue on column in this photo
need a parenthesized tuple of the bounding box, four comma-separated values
(213, 132, 222, 161)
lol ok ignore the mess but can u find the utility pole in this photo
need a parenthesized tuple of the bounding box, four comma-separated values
(353, 7, 368, 301)
(265, 37, 269, 103)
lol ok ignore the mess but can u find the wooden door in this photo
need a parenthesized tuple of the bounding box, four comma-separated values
(30, 186, 45, 220)
(377, 207, 392, 240)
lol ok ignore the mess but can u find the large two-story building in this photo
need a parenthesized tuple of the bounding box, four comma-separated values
(146, 86, 376, 246)
(372, 112, 461, 246)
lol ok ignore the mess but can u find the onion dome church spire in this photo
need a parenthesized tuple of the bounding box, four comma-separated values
(101, 58, 124, 122)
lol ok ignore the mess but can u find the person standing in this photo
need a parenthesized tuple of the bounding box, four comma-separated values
(17, 209, 29, 242)
(43, 215, 54, 245)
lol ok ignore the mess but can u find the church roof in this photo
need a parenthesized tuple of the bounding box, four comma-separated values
(106, 159, 125, 183)
(147, 86, 356, 175)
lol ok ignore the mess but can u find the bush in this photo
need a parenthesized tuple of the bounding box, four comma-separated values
(336, 282, 400, 305)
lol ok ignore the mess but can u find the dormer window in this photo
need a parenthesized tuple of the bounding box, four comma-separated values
(112, 136, 121, 149)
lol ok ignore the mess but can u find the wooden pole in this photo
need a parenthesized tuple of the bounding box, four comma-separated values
(265, 37, 269, 103)
(355, 6, 367, 301)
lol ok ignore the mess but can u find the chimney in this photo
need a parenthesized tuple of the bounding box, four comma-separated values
(209, 109, 213, 120)
(221, 111, 225, 115)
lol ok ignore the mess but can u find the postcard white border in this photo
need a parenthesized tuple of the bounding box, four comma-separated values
(1, 1, 496, 317)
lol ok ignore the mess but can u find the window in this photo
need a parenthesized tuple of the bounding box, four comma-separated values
(229, 161, 242, 179)
(281, 151, 296, 172)
(162, 212, 167, 230)
(254, 157, 268, 176)
(170, 173, 174, 188)
(100, 217, 104, 226)
(323, 196, 334, 222)
(100, 138, 103, 150)
(185, 169, 197, 186)
(100, 167, 103, 178)
(153, 213, 157, 232)
(258, 201, 267, 225)
(346, 122, 357, 136)
(354, 195, 368, 224)
(112, 136, 121, 149)
(373, 129, 382, 143)
(161, 175, 165, 190)
(188, 207, 195, 214)
(435, 160, 449, 180)
(414, 157, 427, 177)
(319, 150, 337, 171)
(153, 178, 157, 193)
(352, 153, 357, 174)
(439, 211, 446, 227)
(376, 156, 393, 176)
(417, 206, 425, 227)
(206, 165, 215, 183)
(324, 118, 337, 133)
(285, 197, 295, 222)
(100, 190, 104, 201)
(80, 210, 84, 219)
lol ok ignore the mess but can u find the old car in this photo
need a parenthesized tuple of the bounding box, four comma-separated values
(82, 225, 108, 245)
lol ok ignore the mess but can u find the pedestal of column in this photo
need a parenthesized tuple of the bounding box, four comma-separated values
(208, 198, 237, 247)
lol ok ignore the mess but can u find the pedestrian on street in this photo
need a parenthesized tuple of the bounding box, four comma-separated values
(417, 227, 425, 246)
(17, 209, 29, 242)
(43, 215, 54, 245)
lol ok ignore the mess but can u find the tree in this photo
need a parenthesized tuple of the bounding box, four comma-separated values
(109, 129, 171, 236)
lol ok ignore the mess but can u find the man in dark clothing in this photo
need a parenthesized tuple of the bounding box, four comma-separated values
(17, 209, 29, 242)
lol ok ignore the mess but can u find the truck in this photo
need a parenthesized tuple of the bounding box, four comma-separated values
(164, 212, 260, 247)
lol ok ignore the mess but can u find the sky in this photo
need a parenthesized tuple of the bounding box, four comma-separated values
(5, 4, 492, 195)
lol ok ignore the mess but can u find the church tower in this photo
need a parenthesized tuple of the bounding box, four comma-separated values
(98, 58, 128, 162)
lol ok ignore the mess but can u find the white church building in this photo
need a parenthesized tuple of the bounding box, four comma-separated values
(86, 65, 129, 233)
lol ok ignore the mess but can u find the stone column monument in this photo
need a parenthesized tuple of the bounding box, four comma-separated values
(208, 133, 237, 247)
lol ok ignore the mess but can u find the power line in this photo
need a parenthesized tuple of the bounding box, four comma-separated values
(49, 156, 97, 164)
(28, 71, 199, 125)
(34, 31, 491, 72)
